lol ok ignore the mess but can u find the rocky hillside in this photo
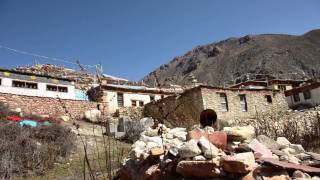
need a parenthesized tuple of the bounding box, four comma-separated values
(143, 29, 320, 87)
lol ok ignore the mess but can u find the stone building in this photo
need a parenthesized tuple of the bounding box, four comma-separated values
(285, 82, 320, 109)
(144, 85, 288, 127)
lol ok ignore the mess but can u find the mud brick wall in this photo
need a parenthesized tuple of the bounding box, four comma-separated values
(0, 92, 103, 119)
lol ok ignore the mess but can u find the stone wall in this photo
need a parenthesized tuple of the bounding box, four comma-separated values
(201, 88, 289, 123)
(0, 92, 103, 119)
(144, 88, 204, 127)
(144, 87, 289, 128)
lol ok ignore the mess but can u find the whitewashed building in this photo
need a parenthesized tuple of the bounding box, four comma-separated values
(89, 84, 178, 113)
(0, 68, 78, 100)
(285, 82, 320, 108)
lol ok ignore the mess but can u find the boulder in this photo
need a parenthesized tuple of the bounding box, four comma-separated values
(223, 126, 255, 141)
(140, 136, 163, 147)
(84, 109, 101, 122)
(252, 166, 290, 180)
(248, 139, 273, 159)
(277, 137, 291, 149)
(178, 139, 202, 158)
(222, 152, 255, 174)
(176, 160, 220, 178)
(144, 129, 159, 137)
(289, 144, 305, 154)
(198, 136, 219, 159)
(257, 135, 281, 150)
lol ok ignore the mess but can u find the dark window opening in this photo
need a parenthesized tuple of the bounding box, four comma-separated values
(117, 93, 124, 107)
(139, 101, 144, 107)
(293, 94, 300, 102)
(150, 95, 155, 101)
(303, 90, 311, 100)
(0, 79, 2, 85)
(278, 85, 287, 91)
(47, 85, 58, 91)
(239, 94, 248, 112)
(265, 95, 272, 103)
(12, 80, 38, 89)
(58, 86, 68, 92)
(131, 100, 136, 107)
(161, 95, 164, 99)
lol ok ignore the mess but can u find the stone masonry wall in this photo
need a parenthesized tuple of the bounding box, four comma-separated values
(144, 88, 204, 128)
(201, 88, 289, 123)
(0, 92, 103, 119)
(144, 87, 289, 128)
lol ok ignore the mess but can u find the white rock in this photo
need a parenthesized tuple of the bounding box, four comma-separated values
(198, 136, 219, 158)
(289, 144, 305, 154)
(223, 126, 255, 141)
(288, 156, 300, 164)
(277, 137, 291, 149)
(193, 155, 206, 161)
(146, 142, 160, 151)
(140, 135, 163, 147)
(312, 176, 320, 180)
(178, 139, 202, 158)
(203, 126, 215, 133)
(166, 133, 174, 139)
(168, 128, 186, 134)
(132, 140, 146, 149)
(84, 109, 101, 122)
(282, 147, 296, 155)
(173, 131, 187, 141)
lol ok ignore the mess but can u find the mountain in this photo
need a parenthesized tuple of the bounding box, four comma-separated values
(143, 29, 320, 87)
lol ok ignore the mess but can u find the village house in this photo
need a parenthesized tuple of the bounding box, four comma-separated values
(0, 68, 82, 100)
(89, 83, 179, 114)
(144, 85, 288, 127)
(229, 79, 308, 91)
(284, 82, 320, 109)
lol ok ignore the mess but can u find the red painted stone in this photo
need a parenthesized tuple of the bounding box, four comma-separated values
(187, 131, 227, 149)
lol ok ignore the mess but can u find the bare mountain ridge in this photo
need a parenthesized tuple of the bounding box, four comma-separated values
(143, 29, 320, 87)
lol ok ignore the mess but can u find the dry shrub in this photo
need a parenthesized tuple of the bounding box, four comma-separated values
(0, 103, 10, 119)
(122, 121, 145, 143)
(0, 121, 75, 179)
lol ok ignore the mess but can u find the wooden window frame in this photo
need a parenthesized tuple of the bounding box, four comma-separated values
(293, 93, 300, 102)
(218, 93, 228, 112)
(303, 90, 311, 100)
(239, 94, 248, 112)
(12, 80, 38, 89)
(117, 93, 124, 107)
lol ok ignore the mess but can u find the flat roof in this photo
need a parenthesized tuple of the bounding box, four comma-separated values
(0, 68, 73, 82)
(100, 84, 177, 95)
(284, 82, 320, 96)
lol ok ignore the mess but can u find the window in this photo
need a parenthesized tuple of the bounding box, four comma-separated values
(150, 95, 155, 101)
(0, 79, 2, 85)
(58, 86, 68, 92)
(278, 85, 287, 91)
(293, 94, 300, 102)
(161, 95, 164, 99)
(239, 94, 248, 112)
(303, 90, 311, 100)
(117, 93, 124, 107)
(47, 85, 58, 91)
(265, 95, 272, 103)
(131, 100, 137, 107)
(12, 80, 38, 89)
(139, 101, 144, 107)
(46, 85, 68, 93)
(219, 93, 228, 112)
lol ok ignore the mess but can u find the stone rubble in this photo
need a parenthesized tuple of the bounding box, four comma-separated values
(117, 123, 320, 180)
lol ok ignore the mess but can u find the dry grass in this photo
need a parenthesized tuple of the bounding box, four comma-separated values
(0, 121, 75, 179)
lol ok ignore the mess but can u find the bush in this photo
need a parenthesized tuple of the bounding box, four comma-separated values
(122, 121, 145, 143)
(0, 103, 10, 119)
(0, 121, 75, 179)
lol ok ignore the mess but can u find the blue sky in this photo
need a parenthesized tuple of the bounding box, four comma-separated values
(0, 0, 319, 80)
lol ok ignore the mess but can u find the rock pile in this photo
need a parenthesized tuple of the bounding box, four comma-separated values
(117, 124, 320, 180)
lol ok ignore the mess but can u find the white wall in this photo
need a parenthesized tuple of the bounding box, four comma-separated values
(0, 77, 75, 100)
(104, 90, 164, 113)
(286, 87, 320, 108)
